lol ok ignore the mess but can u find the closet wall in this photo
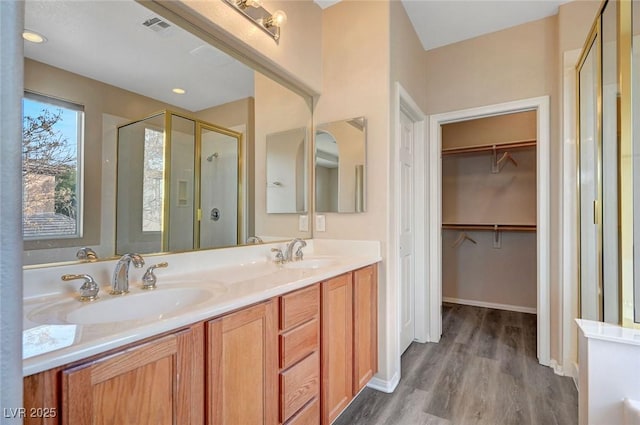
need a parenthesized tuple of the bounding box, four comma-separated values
(442, 111, 537, 312)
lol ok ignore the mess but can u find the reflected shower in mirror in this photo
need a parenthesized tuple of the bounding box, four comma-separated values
(116, 112, 242, 256)
(22, 0, 312, 266)
(315, 117, 366, 213)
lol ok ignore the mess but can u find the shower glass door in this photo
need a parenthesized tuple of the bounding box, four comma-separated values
(578, 34, 601, 321)
(198, 124, 240, 249)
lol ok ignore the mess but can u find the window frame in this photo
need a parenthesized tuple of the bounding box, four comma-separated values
(22, 91, 85, 241)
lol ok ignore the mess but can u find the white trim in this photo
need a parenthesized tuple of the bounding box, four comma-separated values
(549, 359, 566, 376)
(442, 297, 537, 315)
(428, 96, 552, 366)
(367, 372, 400, 394)
(394, 83, 428, 347)
(562, 49, 581, 381)
(572, 362, 579, 389)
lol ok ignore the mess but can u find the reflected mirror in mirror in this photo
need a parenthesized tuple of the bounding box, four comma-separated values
(22, 0, 312, 266)
(315, 117, 366, 213)
(266, 128, 308, 214)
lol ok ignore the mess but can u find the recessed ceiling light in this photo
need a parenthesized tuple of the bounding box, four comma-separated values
(172, 88, 186, 95)
(23, 30, 47, 44)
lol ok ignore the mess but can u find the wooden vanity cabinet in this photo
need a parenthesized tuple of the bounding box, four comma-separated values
(23, 324, 204, 425)
(321, 272, 353, 425)
(23, 263, 378, 425)
(278, 284, 320, 425)
(352, 265, 378, 395)
(206, 299, 278, 425)
(321, 265, 378, 425)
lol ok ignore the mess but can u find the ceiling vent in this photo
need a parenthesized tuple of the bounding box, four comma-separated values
(142, 17, 172, 35)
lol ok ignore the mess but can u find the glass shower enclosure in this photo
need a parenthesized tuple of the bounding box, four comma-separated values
(116, 111, 241, 255)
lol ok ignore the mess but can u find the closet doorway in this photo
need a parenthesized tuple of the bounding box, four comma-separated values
(427, 97, 550, 366)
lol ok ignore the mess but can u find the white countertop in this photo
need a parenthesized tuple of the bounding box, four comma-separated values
(576, 318, 640, 347)
(22, 239, 381, 376)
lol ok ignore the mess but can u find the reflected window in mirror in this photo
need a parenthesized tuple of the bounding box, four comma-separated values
(315, 117, 366, 213)
(22, 92, 84, 241)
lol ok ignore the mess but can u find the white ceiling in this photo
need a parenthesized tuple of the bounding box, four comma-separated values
(316, 0, 573, 51)
(24, 1, 254, 112)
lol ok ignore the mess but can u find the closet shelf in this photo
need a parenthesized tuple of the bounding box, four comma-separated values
(442, 223, 537, 232)
(441, 139, 536, 157)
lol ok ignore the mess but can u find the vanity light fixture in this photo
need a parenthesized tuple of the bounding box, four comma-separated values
(223, 0, 287, 42)
(172, 88, 186, 94)
(23, 30, 47, 44)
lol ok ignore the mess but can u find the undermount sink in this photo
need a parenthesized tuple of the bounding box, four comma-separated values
(28, 286, 225, 325)
(284, 257, 339, 269)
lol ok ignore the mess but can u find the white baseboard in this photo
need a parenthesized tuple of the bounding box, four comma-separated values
(549, 359, 564, 375)
(443, 297, 537, 315)
(367, 371, 400, 394)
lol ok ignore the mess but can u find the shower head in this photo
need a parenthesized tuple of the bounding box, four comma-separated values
(206, 152, 219, 162)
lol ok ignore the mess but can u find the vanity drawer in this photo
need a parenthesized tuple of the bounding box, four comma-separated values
(280, 351, 320, 422)
(280, 284, 320, 330)
(285, 397, 320, 425)
(280, 317, 319, 369)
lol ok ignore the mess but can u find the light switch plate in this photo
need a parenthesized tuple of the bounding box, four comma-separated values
(298, 215, 309, 232)
(316, 215, 326, 232)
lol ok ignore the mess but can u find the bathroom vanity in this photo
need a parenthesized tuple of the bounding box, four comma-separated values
(21, 240, 380, 425)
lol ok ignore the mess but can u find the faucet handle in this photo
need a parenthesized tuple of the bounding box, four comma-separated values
(271, 248, 285, 265)
(141, 262, 168, 290)
(62, 274, 100, 302)
(76, 247, 98, 261)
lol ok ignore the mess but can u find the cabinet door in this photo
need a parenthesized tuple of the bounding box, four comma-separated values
(321, 273, 353, 425)
(207, 300, 278, 425)
(61, 325, 204, 425)
(352, 265, 378, 394)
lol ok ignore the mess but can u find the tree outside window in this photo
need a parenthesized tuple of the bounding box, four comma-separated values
(22, 93, 83, 239)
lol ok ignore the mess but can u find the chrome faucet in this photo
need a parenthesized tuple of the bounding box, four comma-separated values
(111, 253, 144, 295)
(284, 238, 307, 262)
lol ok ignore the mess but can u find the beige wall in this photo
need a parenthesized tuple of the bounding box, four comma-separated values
(424, 16, 558, 115)
(390, 0, 428, 112)
(315, 0, 393, 381)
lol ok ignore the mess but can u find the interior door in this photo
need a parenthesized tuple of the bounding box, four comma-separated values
(399, 108, 415, 354)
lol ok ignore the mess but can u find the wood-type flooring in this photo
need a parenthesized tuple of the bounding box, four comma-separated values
(334, 303, 578, 425)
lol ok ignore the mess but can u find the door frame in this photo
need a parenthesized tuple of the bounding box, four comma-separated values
(427, 96, 551, 366)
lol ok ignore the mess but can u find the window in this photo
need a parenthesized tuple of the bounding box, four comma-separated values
(22, 92, 84, 240)
(142, 128, 164, 232)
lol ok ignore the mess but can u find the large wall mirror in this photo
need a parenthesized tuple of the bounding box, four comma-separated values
(22, 0, 312, 266)
(314, 117, 366, 213)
